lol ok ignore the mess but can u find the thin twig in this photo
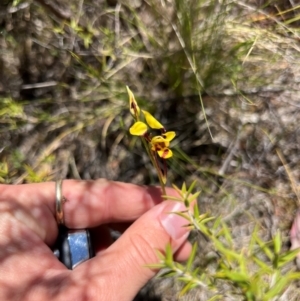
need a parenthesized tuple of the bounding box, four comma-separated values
(171, 23, 213, 141)
(34, 0, 71, 21)
(236, 1, 300, 39)
(218, 129, 241, 176)
(276, 149, 300, 206)
(21, 81, 58, 90)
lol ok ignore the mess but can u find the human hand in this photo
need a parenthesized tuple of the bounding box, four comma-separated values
(0, 179, 191, 301)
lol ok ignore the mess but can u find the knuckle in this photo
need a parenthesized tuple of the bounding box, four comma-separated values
(128, 231, 160, 266)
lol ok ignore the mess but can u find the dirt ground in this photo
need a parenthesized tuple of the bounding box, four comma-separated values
(1, 0, 300, 300)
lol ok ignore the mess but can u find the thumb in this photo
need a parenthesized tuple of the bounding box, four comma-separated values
(290, 210, 300, 268)
(75, 201, 191, 301)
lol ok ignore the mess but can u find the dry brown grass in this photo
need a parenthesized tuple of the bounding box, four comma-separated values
(1, 0, 300, 299)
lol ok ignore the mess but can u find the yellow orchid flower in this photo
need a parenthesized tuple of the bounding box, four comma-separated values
(150, 132, 175, 159)
(142, 110, 164, 130)
(129, 111, 165, 136)
(129, 121, 147, 136)
(127, 86, 140, 118)
(162, 131, 176, 141)
(127, 86, 176, 191)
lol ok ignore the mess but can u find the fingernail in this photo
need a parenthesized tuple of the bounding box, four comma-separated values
(159, 202, 190, 240)
(290, 210, 300, 250)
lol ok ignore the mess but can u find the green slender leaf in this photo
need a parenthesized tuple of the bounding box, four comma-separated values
(158, 270, 177, 278)
(199, 217, 215, 225)
(174, 262, 185, 271)
(181, 182, 187, 194)
(192, 267, 200, 277)
(249, 225, 259, 254)
(187, 180, 197, 195)
(245, 290, 256, 301)
(193, 202, 200, 218)
(286, 272, 300, 280)
(172, 183, 181, 195)
(177, 276, 193, 283)
(173, 211, 190, 221)
(221, 221, 233, 246)
(252, 256, 273, 273)
(277, 248, 300, 267)
(238, 250, 247, 275)
(213, 217, 222, 230)
(273, 231, 281, 255)
(212, 238, 241, 261)
(285, 272, 300, 281)
(165, 243, 174, 266)
(188, 191, 201, 204)
(263, 277, 289, 300)
(155, 249, 165, 261)
(215, 270, 250, 283)
(162, 195, 182, 201)
(179, 281, 198, 297)
(186, 242, 197, 271)
(254, 234, 274, 261)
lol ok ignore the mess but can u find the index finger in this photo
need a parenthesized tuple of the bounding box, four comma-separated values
(54, 179, 166, 227)
(0, 179, 170, 244)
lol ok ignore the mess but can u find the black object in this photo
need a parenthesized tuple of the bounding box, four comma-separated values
(53, 226, 94, 269)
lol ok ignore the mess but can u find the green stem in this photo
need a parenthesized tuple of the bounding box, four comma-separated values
(151, 151, 166, 196)
(141, 138, 166, 195)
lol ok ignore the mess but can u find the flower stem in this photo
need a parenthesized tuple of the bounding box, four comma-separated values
(141, 138, 166, 195)
(152, 151, 166, 195)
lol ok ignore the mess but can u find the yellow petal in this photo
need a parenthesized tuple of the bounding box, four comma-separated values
(129, 121, 147, 136)
(151, 136, 170, 148)
(127, 86, 140, 117)
(163, 131, 176, 141)
(142, 110, 164, 129)
(151, 135, 168, 143)
(157, 148, 173, 159)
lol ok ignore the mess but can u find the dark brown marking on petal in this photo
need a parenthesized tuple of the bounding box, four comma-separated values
(162, 149, 169, 158)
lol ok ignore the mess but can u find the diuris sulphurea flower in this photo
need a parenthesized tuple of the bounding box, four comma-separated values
(127, 87, 176, 191)
(129, 109, 176, 159)
(127, 86, 140, 119)
(150, 132, 175, 159)
(142, 110, 164, 130)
